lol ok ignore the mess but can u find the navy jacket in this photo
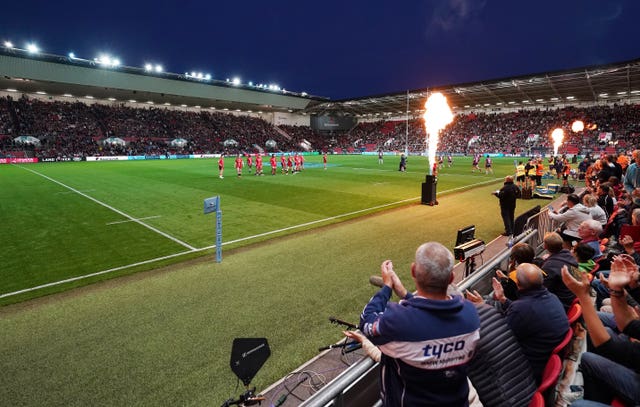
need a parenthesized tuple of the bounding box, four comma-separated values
(542, 249, 578, 309)
(360, 286, 480, 407)
(500, 287, 569, 383)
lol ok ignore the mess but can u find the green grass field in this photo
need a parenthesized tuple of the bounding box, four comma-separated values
(0, 155, 544, 406)
(1, 154, 520, 304)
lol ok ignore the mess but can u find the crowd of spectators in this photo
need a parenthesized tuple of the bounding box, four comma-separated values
(0, 95, 299, 158)
(332, 104, 640, 156)
(1, 94, 640, 159)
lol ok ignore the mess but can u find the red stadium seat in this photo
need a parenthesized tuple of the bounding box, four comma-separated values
(567, 303, 582, 325)
(528, 391, 545, 407)
(611, 397, 628, 407)
(619, 225, 640, 243)
(552, 328, 573, 355)
(538, 354, 562, 394)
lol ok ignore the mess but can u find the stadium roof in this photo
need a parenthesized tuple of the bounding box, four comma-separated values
(303, 57, 640, 117)
(2, 44, 639, 120)
(0, 47, 326, 113)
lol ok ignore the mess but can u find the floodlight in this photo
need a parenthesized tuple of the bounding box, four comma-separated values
(181, 104, 187, 107)
(4, 41, 13, 48)
(36, 91, 46, 95)
(248, 81, 253, 86)
(85, 95, 94, 99)
(97, 54, 119, 67)
(68, 52, 76, 59)
(204, 73, 211, 80)
(108, 97, 116, 101)
(301, 92, 307, 96)
(190, 72, 196, 77)
(196, 72, 203, 79)
(26, 43, 39, 54)
(232, 77, 241, 85)
(155, 64, 163, 73)
(145, 63, 153, 71)
(63, 93, 73, 97)
(6, 88, 17, 92)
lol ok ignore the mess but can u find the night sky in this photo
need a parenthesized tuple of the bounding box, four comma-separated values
(1, 0, 639, 100)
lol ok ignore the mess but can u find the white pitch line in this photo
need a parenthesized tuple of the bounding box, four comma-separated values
(56, 189, 96, 195)
(17, 166, 196, 251)
(0, 249, 194, 299)
(107, 215, 162, 226)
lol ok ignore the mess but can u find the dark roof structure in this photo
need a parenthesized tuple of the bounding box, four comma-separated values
(303, 58, 640, 117)
(2, 43, 639, 120)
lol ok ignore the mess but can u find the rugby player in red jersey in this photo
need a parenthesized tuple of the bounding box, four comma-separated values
(235, 154, 243, 177)
(218, 154, 225, 179)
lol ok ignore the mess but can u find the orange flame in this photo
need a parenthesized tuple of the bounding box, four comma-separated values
(571, 120, 584, 132)
(551, 128, 564, 156)
(423, 93, 453, 175)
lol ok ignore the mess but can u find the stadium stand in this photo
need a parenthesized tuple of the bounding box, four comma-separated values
(2, 94, 640, 159)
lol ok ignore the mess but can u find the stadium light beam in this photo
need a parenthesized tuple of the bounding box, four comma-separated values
(4, 41, 13, 48)
(423, 93, 453, 175)
(26, 43, 39, 54)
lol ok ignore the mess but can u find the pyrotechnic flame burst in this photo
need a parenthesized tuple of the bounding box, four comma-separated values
(423, 93, 453, 175)
(551, 128, 564, 156)
(571, 120, 584, 132)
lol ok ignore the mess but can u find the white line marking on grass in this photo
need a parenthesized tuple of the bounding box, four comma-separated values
(56, 189, 96, 194)
(0, 250, 194, 299)
(197, 178, 500, 250)
(17, 166, 196, 251)
(106, 215, 162, 225)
